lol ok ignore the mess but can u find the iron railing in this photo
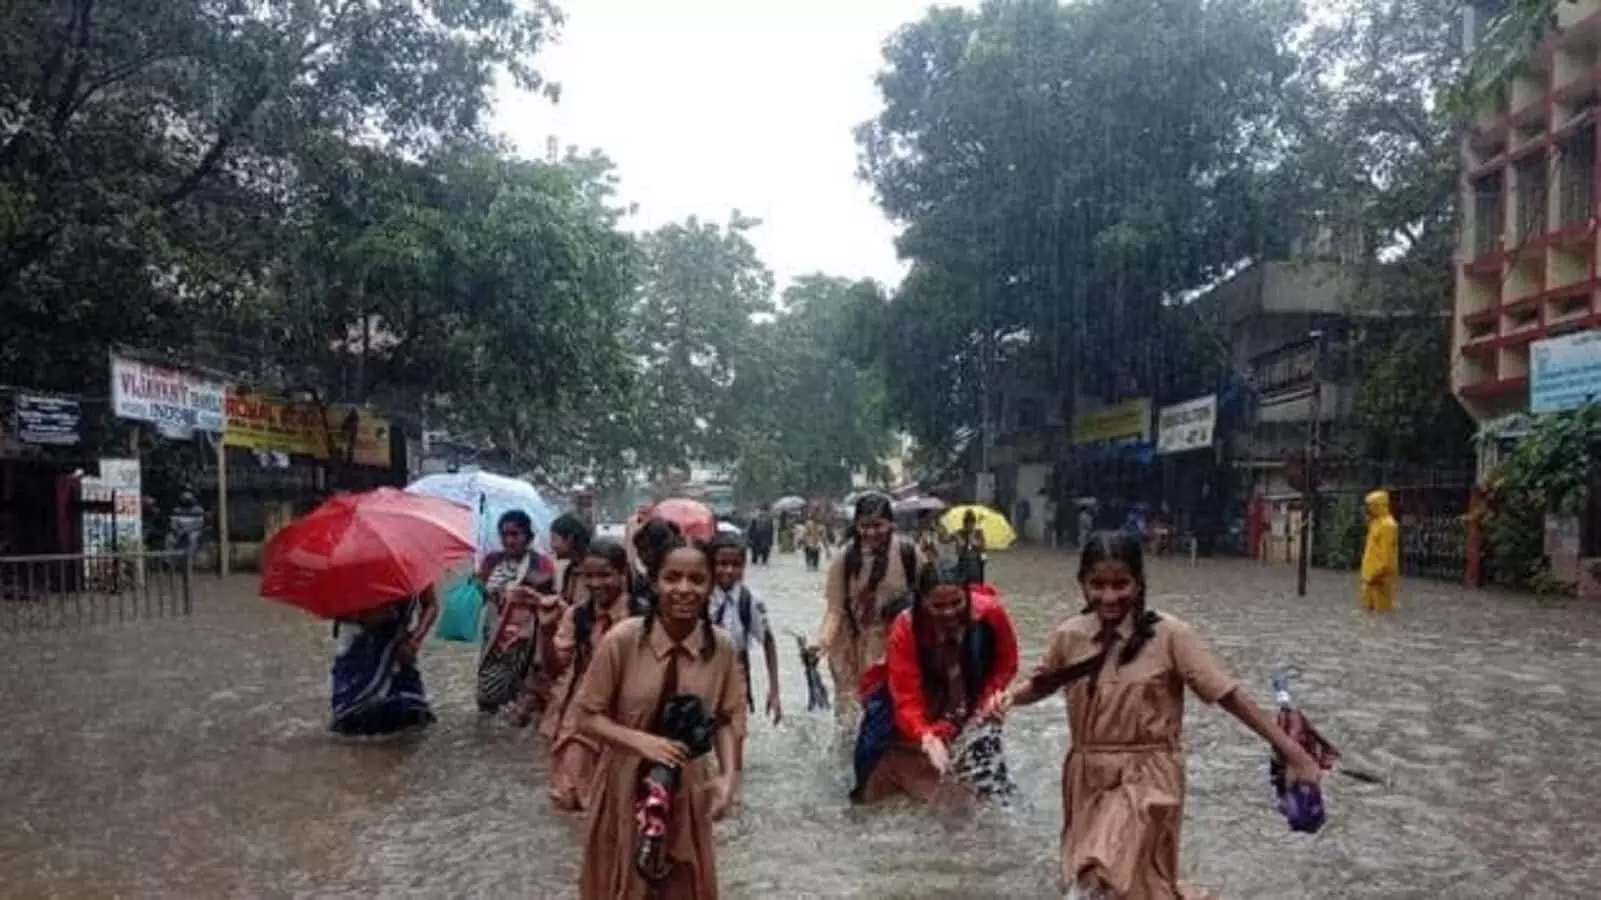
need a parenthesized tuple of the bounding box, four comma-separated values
(0, 550, 193, 633)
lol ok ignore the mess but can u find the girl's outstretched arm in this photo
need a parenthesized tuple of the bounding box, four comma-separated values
(1218, 689, 1323, 785)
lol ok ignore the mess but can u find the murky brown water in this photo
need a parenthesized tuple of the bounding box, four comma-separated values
(3, 549, 1600, 898)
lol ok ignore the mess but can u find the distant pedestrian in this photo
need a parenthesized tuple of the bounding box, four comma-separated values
(1360, 490, 1399, 613)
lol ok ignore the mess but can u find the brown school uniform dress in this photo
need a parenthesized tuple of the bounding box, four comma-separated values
(541, 595, 633, 810)
(573, 617, 744, 900)
(1039, 612, 1236, 900)
(820, 538, 917, 718)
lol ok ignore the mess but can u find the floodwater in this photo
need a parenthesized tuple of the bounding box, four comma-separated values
(3, 549, 1601, 899)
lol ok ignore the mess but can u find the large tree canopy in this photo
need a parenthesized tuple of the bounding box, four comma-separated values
(857, 0, 1303, 453)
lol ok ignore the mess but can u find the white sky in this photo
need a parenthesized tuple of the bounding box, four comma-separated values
(494, 0, 965, 293)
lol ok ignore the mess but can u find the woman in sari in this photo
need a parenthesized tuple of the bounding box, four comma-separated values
(852, 564, 1018, 805)
(477, 510, 561, 724)
(810, 493, 921, 721)
(329, 586, 439, 737)
(573, 535, 742, 900)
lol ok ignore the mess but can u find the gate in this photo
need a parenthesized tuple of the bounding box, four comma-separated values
(0, 551, 193, 633)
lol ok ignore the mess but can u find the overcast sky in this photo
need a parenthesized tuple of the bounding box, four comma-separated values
(494, 0, 963, 293)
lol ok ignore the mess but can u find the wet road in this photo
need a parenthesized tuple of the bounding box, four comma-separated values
(3, 549, 1600, 899)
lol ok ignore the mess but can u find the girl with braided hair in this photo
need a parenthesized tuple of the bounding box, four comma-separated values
(808, 492, 922, 721)
(992, 531, 1324, 899)
(573, 533, 742, 899)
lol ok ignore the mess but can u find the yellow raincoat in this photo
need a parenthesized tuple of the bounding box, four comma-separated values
(1360, 489, 1399, 612)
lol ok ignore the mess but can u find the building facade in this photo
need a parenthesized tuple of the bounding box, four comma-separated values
(1455, 1, 1601, 423)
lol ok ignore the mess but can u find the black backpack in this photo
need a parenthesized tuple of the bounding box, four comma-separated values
(848, 539, 920, 632)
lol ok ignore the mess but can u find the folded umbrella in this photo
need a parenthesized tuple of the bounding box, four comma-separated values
(260, 488, 475, 620)
(792, 634, 831, 712)
(1270, 671, 1386, 834)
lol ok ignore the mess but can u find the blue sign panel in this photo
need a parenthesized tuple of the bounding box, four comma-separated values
(1530, 330, 1601, 414)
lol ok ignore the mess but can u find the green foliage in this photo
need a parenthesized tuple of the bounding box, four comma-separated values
(1483, 404, 1601, 586)
(857, 0, 1304, 447)
(1317, 492, 1369, 571)
(619, 214, 774, 475)
(726, 275, 895, 502)
(0, 0, 561, 394)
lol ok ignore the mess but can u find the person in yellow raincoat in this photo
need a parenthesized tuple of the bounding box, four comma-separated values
(1360, 489, 1399, 612)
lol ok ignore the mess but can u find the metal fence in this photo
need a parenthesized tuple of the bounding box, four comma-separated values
(0, 551, 193, 633)
(1312, 485, 1471, 583)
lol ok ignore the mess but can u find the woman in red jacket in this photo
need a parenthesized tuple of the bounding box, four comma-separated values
(851, 564, 1020, 806)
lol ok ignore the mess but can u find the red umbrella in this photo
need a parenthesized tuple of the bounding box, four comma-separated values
(260, 488, 475, 620)
(649, 498, 717, 543)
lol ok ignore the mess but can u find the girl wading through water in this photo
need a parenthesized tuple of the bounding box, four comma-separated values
(573, 535, 742, 900)
(810, 493, 921, 721)
(993, 531, 1325, 900)
(852, 563, 1019, 806)
(541, 539, 639, 811)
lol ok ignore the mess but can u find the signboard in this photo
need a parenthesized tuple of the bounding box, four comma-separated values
(1530, 330, 1601, 414)
(1251, 338, 1320, 398)
(1072, 398, 1152, 446)
(225, 392, 392, 468)
(15, 393, 81, 445)
(1157, 394, 1218, 455)
(80, 457, 143, 556)
(110, 354, 226, 436)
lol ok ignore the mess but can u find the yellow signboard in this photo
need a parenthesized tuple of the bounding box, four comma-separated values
(225, 393, 392, 468)
(1071, 398, 1152, 446)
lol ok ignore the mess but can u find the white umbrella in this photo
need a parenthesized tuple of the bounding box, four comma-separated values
(407, 471, 557, 555)
(772, 496, 806, 513)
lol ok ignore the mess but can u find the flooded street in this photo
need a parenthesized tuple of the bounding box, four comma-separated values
(3, 549, 1601, 899)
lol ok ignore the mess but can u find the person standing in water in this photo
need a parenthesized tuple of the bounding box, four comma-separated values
(810, 493, 921, 721)
(993, 531, 1324, 899)
(329, 586, 439, 737)
(707, 532, 782, 768)
(950, 510, 987, 584)
(1359, 489, 1399, 613)
(573, 536, 743, 900)
(477, 510, 560, 722)
(542, 539, 639, 811)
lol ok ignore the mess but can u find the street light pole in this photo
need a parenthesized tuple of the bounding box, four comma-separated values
(1296, 330, 1324, 598)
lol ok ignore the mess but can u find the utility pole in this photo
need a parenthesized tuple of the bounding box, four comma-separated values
(1296, 330, 1324, 598)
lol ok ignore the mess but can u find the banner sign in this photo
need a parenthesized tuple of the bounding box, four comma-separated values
(1157, 394, 1218, 455)
(1530, 330, 1601, 414)
(225, 392, 392, 468)
(1072, 398, 1152, 446)
(15, 393, 81, 446)
(110, 354, 226, 435)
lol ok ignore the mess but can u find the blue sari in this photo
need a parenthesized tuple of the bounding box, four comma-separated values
(330, 599, 435, 736)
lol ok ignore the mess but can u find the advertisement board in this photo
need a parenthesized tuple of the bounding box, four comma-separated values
(1157, 394, 1218, 455)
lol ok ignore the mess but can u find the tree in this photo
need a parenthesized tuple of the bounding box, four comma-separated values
(856, 0, 1304, 450)
(1, 0, 560, 393)
(624, 214, 775, 474)
(1285, 0, 1475, 466)
(727, 275, 895, 501)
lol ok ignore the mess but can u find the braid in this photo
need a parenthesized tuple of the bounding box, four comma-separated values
(698, 599, 715, 661)
(638, 607, 657, 649)
(1118, 591, 1161, 666)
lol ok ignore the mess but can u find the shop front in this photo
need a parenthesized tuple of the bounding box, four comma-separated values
(221, 392, 397, 569)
